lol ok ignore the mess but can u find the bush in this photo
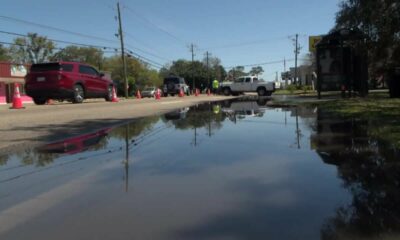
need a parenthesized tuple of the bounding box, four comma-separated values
(286, 85, 296, 94)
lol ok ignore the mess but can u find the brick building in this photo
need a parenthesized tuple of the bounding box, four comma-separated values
(0, 62, 33, 104)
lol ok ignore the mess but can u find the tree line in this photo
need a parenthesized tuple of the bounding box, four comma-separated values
(0, 32, 267, 93)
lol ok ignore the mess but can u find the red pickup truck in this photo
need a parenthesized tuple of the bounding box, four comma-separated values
(25, 61, 114, 104)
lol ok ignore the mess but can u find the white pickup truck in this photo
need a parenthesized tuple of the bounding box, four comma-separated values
(220, 76, 275, 96)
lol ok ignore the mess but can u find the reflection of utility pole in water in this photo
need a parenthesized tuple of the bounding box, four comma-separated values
(285, 108, 287, 126)
(295, 107, 301, 149)
(124, 124, 130, 192)
(191, 106, 198, 147)
(208, 104, 211, 137)
(193, 127, 197, 147)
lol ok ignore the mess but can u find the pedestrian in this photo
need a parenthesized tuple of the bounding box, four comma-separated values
(212, 79, 219, 95)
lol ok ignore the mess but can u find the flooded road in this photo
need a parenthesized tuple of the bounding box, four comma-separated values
(0, 99, 399, 240)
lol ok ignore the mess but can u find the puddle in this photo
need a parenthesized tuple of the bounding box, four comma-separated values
(0, 99, 399, 239)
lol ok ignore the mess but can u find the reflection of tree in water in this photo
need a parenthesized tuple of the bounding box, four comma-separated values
(109, 116, 160, 140)
(0, 154, 9, 166)
(0, 117, 160, 168)
(313, 111, 400, 239)
(163, 103, 226, 132)
(13, 148, 59, 167)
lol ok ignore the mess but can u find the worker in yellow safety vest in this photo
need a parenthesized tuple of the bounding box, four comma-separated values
(212, 79, 219, 95)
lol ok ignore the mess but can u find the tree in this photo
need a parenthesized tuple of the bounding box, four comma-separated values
(335, 0, 400, 72)
(52, 46, 104, 69)
(249, 66, 264, 77)
(103, 55, 161, 95)
(0, 44, 10, 61)
(227, 66, 246, 80)
(9, 33, 55, 64)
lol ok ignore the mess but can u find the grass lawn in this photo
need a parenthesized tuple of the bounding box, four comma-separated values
(305, 92, 400, 147)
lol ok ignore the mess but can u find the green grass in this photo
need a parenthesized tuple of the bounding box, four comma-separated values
(309, 93, 400, 118)
(274, 89, 317, 95)
(305, 93, 400, 147)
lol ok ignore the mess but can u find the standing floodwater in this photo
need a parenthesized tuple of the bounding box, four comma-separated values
(0, 100, 399, 240)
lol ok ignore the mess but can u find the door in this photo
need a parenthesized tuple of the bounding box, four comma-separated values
(243, 77, 253, 91)
(79, 65, 101, 97)
(232, 77, 245, 92)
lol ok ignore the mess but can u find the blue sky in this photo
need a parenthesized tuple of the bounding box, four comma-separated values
(0, 0, 340, 80)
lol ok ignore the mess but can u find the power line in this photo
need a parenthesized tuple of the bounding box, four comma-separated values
(125, 49, 164, 68)
(0, 15, 119, 45)
(225, 59, 296, 69)
(123, 5, 187, 45)
(200, 35, 296, 51)
(0, 40, 65, 51)
(0, 30, 118, 50)
(123, 31, 171, 61)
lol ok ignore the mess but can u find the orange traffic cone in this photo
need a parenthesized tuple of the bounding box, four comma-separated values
(112, 86, 119, 102)
(179, 88, 184, 97)
(155, 89, 161, 100)
(207, 89, 211, 96)
(10, 83, 24, 109)
(46, 99, 54, 105)
(195, 88, 199, 96)
(136, 90, 142, 99)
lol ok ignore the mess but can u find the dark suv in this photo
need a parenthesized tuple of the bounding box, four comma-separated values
(163, 76, 190, 97)
(25, 62, 114, 104)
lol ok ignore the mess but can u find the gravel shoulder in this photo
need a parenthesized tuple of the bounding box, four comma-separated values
(0, 95, 234, 154)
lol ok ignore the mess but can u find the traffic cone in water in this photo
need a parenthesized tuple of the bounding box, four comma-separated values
(179, 88, 184, 97)
(136, 90, 142, 99)
(10, 83, 24, 109)
(112, 86, 119, 102)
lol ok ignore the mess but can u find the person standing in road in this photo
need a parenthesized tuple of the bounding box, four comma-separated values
(212, 79, 219, 95)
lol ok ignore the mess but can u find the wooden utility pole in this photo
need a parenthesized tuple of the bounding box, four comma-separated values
(191, 44, 195, 90)
(294, 34, 299, 85)
(206, 51, 210, 88)
(117, 2, 128, 98)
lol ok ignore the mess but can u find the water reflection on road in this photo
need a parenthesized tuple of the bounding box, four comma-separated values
(0, 99, 399, 240)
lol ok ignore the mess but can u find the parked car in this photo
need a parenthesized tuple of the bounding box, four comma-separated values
(25, 61, 114, 104)
(163, 76, 190, 97)
(141, 87, 156, 98)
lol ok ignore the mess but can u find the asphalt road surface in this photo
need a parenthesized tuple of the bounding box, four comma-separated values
(0, 95, 233, 154)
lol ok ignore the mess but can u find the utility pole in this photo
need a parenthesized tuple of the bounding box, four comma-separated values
(284, 57, 289, 87)
(117, 2, 128, 98)
(191, 44, 195, 91)
(206, 51, 210, 89)
(294, 34, 299, 85)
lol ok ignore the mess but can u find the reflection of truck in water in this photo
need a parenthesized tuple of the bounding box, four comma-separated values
(221, 101, 267, 118)
(164, 107, 190, 120)
(38, 128, 111, 155)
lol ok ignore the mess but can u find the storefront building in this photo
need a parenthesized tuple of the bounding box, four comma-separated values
(0, 62, 33, 104)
